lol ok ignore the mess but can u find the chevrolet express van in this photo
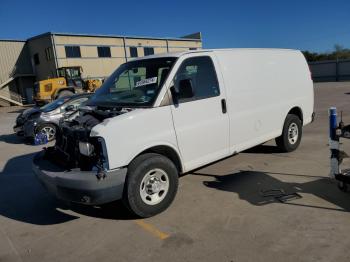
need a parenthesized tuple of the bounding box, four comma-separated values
(33, 49, 314, 217)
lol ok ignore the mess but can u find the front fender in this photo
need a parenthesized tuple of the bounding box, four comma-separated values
(90, 106, 179, 170)
(126, 141, 183, 171)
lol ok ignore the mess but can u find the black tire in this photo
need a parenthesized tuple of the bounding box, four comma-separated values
(36, 123, 57, 142)
(123, 153, 179, 217)
(57, 90, 74, 98)
(275, 114, 302, 152)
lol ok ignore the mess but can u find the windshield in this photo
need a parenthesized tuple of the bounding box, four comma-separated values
(88, 57, 176, 107)
(58, 67, 81, 79)
(40, 97, 70, 112)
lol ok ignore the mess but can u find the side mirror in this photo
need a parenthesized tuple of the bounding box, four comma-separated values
(178, 79, 194, 99)
(65, 105, 75, 112)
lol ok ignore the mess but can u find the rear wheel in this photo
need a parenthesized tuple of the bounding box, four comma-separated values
(57, 90, 74, 99)
(123, 153, 179, 217)
(275, 114, 302, 152)
(37, 123, 56, 141)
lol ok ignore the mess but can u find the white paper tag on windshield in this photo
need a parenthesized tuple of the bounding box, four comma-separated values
(135, 77, 157, 87)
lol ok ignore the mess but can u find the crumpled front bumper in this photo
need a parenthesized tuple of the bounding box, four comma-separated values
(23, 120, 36, 138)
(33, 152, 127, 205)
(14, 120, 36, 138)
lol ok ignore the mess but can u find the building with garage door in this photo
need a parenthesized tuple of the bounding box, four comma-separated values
(0, 32, 202, 106)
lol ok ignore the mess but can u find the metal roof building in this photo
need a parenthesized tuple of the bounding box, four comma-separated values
(0, 32, 202, 106)
(0, 40, 35, 105)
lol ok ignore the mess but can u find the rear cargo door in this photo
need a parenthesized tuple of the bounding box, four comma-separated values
(170, 55, 229, 171)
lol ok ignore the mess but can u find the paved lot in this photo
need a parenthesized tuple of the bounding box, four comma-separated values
(1, 82, 350, 262)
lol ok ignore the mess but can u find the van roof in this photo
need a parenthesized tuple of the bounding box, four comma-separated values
(130, 48, 300, 61)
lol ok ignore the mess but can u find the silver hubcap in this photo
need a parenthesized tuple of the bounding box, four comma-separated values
(288, 123, 299, 145)
(140, 168, 169, 205)
(41, 126, 56, 141)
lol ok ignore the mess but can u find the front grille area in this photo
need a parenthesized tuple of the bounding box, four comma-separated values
(47, 122, 102, 171)
(54, 124, 87, 168)
(55, 134, 78, 167)
(43, 111, 108, 171)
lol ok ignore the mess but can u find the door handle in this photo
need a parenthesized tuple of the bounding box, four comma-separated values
(221, 99, 227, 114)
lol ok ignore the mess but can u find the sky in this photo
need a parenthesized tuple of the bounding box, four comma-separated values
(0, 0, 349, 53)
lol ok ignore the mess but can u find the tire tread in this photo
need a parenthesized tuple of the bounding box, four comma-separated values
(123, 153, 178, 217)
(275, 114, 302, 152)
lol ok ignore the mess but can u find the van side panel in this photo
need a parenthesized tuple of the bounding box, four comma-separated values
(214, 49, 313, 153)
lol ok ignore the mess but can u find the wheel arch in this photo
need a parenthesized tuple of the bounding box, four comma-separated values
(133, 145, 183, 174)
(278, 106, 304, 137)
(287, 106, 303, 124)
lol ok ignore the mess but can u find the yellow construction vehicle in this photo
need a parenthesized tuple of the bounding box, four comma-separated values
(33, 67, 103, 104)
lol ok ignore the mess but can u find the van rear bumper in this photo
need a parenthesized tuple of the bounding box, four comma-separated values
(33, 152, 127, 205)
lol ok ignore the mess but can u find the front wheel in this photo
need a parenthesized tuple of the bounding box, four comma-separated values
(123, 153, 179, 217)
(37, 123, 57, 142)
(275, 114, 302, 152)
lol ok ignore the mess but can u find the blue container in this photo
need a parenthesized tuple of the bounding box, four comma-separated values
(34, 132, 48, 145)
(329, 107, 337, 140)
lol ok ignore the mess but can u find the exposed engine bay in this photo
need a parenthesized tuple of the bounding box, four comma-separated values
(44, 106, 133, 172)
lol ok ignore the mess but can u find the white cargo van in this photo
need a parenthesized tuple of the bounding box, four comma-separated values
(33, 49, 314, 217)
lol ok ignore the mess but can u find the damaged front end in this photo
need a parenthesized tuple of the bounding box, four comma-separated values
(46, 106, 131, 176)
(33, 106, 131, 205)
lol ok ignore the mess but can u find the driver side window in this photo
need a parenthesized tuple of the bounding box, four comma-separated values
(174, 56, 220, 103)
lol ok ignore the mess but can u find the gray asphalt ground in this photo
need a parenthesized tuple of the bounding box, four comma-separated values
(0, 82, 350, 262)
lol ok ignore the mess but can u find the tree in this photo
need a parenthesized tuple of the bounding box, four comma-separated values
(302, 44, 350, 62)
(334, 44, 344, 53)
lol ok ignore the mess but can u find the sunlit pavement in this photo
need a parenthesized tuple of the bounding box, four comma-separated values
(0, 82, 350, 262)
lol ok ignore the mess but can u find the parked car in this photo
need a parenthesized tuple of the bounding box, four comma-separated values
(14, 93, 91, 141)
(33, 49, 314, 217)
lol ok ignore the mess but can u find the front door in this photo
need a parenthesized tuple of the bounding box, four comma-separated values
(170, 55, 230, 171)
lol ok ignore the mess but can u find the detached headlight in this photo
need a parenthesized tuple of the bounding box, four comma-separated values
(79, 142, 94, 156)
